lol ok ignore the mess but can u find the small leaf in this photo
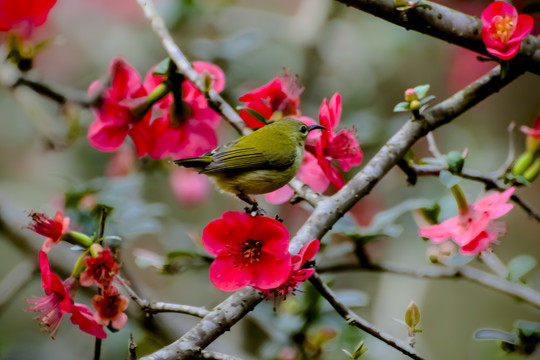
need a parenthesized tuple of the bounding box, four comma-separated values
(413, 84, 430, 99)
(445, 150, 465, 174)
(405, 301, 421, 329)
(439, 170, 461, 188)
(153, 58, 172, 76)
(419, 95, 436, 105)
(236, 106, 269, 125)
(507, 255, 537, 282)
(419, 203, 440, 225)
(474, 329, 518, 344)
(393, 102, 410, 112)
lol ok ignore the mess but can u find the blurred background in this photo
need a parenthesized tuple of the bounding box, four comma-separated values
(0, 0, 539, 359)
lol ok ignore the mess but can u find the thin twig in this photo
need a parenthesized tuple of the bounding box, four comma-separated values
(411, 163, 540, 223)
(318, 262, 540, 309)
(11, 76, 92, 107)
(121, 280, 209, 318)
(309, 273, 425, 360)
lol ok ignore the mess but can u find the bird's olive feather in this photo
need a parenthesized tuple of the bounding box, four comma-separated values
(174, 119, 325, 203)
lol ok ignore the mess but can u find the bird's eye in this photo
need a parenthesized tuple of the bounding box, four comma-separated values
(300, 125, 308, 134)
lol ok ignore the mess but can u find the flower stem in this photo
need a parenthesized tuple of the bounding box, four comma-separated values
(450, 185, 468, 215)
(94, 337, 102, 360)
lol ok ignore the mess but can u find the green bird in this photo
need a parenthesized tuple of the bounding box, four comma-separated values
(174, 118, 325, 207)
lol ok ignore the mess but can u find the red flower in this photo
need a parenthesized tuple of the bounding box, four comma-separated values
(481, 1, 534, 60)
(0, 0, 57, 37)
(27, 211, 69, 253)
(420, 187, 515, 254)
(26, 251, 106, 339)
(92, 286, 129, 330)
(143, 61, 224, 159)
(202, 211, 292, 291)
(257, 239, 320, 298)
(315, 93, 363, 189)
(80, 247, 120, 289)
(238, 73, 303, 128)
(87, 57, 151, 157)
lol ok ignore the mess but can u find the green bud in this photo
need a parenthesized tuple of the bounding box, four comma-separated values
(395, 0, 408, 7)
(512, 152, 534, 175)
(405, 301, 421, 329)
(61, 231, 93, 248)
(72, 252, 88, 279)
(445, 150, 465, 174)
(523, 158, 540, 183)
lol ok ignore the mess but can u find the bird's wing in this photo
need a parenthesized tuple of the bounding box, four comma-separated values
(201, 143, 296, 174)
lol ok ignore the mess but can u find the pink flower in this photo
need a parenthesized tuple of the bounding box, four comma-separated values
(481, 1, 534, 60)
(27, 211, 69, 253)
(79, 247, 120, 289)
(238, 73, 303, 128)
(314, 93, 363, 189)
(256, 239, 320, 298)
(419, 187, 515, 254)
(169, 166, 211, 206)
(0, 0, 57, 37)
(202, 211, 292, 291)
(520, 116, 540, 139)
(26, 251, 106, 339)
(92, 286, 129, 330)
(143, 61, 224, 159)
(87, 57, 151, 157)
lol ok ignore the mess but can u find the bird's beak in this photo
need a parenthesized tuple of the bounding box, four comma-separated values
(307, 124, 326, 132)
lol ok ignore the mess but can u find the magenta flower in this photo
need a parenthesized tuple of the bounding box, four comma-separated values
(520, 116, 540, 139)
(0, 0, 57, 37)
(26, 251, 106, 339)
(27, 211, 70, 253)
(92, 286, 129, 330)
(314, 93, 363, 189)
(87, 57, 151, 157)
(238, 73, 303, 128)
(256, 239, 320, 298)
(143, 61, 224, 159)
(481, 1, 534, 60)
(419, 187, 515, 255)
(202, 211, 292, 291)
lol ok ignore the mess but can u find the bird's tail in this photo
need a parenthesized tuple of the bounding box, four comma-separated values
(173, 156, 212, 169)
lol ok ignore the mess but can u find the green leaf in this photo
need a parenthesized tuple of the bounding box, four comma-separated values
(393, 102, 410, 112)
(439, 170, 461, 188)
(153, 58, 172, 75)
(507, 255, 537, 282)
(474, 329, 518, 344)
(419, 95, 436, 105)
(405, 301, 420, 329)
(236, 106, 269, 125)
(419, 202, 440, 225)
(413, 84, 430, 99)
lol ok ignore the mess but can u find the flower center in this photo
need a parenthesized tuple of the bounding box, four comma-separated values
(490, 15, 515, 43)
(241, 239, 262, 264)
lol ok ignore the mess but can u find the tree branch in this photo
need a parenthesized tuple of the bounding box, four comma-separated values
(309, 272, 425, 360)
(335, 0, 540, 75)
(318, 262, 540, 310)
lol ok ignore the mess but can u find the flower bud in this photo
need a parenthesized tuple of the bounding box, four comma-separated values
(404, 88, 418, 102)
(61, 231, 93, 248)
(395, 0, 408, 7)
(525, 135, 540, 155)
(523, 158, 540, 183)
(409, 99, 421, 111)
(405, 301, 421, 330)
(512, 152, 534, 175)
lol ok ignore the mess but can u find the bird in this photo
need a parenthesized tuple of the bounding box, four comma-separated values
(174, 118, 325, 210)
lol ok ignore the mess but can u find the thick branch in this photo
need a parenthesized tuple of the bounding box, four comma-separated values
(336, 0, 540, 75)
